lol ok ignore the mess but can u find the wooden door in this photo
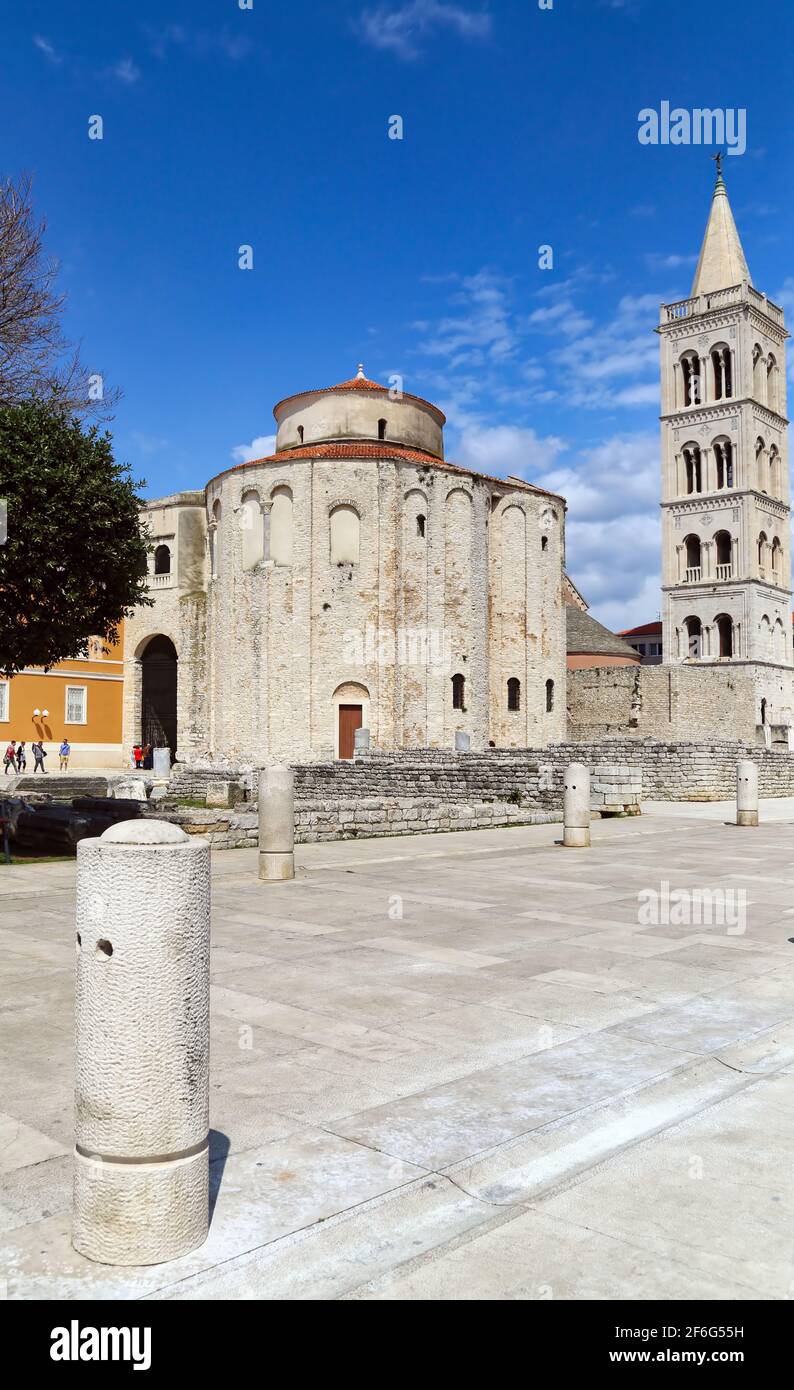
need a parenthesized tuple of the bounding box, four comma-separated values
(338, 704, 362, 760)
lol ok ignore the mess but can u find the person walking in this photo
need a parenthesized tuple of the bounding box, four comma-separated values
(133, 743, 142, 769)
(32, 741, 47, 774)
(59, 739, 71, 772)
(15, 741, 27, 773)
(3, 740, 16, 774)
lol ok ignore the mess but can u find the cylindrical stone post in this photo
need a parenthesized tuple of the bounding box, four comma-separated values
(563, 762, 591, 848)
(455, 731, 471, 752)
(258, 764, 295, 881)
(73, 820, 210, 1265)
(736, 760, 759, 827)
(354, 726, 370, 754)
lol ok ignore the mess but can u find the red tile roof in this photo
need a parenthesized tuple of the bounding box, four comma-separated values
(619, 621, 663, 637)
(207, 440, 566, 503)
(272, 375, 446, 424)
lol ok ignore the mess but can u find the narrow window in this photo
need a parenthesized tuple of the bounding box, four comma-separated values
(507, 677, 521, 711)
(452, 672, 465, 710)
(378, 418, 387, 440)
(716, 614, 733, 658)
(416, 514, 426, 538)
(545, 679, 554, 713)
(297, 425, 304, 444)
(541, 535, 548, 551)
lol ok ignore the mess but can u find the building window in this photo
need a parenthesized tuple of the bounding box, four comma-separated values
(684, 615, 702, 658)
(683, 443, 702, 494)
(544, 679, 554, 713)
(541, 535, 548, 551)
(270, 487, 294, 566)
(65, 686, 87, 724)
(684, 534, 702, 581)
(507, 677, 521, 712)
(680, 351, 701, 406)
(416, 513, 426, 538)
(715, 614, 734, 659)
(297, 425, 304, 444)
(330, 504, 360, 565)
(452, 672, 465, 710)
(0, 681, 8, 722)
(378, 418, 387, 440)
(154, 544, 171, 575)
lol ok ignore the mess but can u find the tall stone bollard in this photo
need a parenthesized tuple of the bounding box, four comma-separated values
(73, 820, 210, 1265)
(455, 731, 471, 752)
(736, 760, 759, 827)
(354, 726, 370, 754)
(563, 762, 591, 848)
(258, 764, 295, 881)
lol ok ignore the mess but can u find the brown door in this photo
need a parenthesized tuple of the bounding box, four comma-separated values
(338, 704, 362, 760)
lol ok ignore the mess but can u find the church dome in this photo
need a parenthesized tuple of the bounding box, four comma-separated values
(273, 365, 445, 458)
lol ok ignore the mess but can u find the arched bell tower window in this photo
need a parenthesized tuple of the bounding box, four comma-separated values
(710, 343, 732, 400)
(680, 351, 701, 407)
(715, 613, 734, 658)
(684, 615, 702, 659)
(452, 672, 465, 710)
(713, 437, 733, 490)
(683, 443, 702, 494)
(684, 534, 702, 581)
(767, 355, 779, 413)
(714, 530, 732, 580)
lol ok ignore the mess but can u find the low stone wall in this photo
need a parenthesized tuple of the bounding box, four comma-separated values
(155, 797, 560, 849)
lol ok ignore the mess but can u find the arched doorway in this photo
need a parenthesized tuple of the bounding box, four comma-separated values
(141, 636, 178, 759)
(332, 681, 370, 760)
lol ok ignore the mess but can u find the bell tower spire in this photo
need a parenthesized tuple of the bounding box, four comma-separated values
(690, 157, 752, 296)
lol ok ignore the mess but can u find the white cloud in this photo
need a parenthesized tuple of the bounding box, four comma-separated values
(33, 35, 63, 64)
(111, 57, 141, 84)
(359, 1, 491, 61)
(232, 435, 276, 464)
(416, 269, 517, 367)
(527, 298, 593, 337)
(451, 423, 566, 480)
(147, 26, 253, 62)
(644, 252, 697, 271)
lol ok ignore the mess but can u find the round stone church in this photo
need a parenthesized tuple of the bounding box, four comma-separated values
(123, 369, 567, 764)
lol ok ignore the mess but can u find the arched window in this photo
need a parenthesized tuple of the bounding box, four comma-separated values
(680, 351, 701, 406)
(774, 616, 786, 659)
(715, 613, 733, 658)
(684, 615, 702, 659)
(330, 504, 360, 565)
(753, 344, 765, 400)
(416, 513, 426, 538)
(452, 672, 465, 710)
(769, 445, 780, 497)
(713, 437, 733, 489)
(714, 530, 732, 579)
(507, 677, 521, 711)
(684, 534, 702, 581)
(545, 678, 554, 713)
(761, 697, 767, 725)
(378, 418, 387, 440)
(710, 343, 732, 400)
(297, 425, 304, 444)
(767, 354, 778, 413)
(241, 491, 264, 570)
(760, 614, 772, 655)
(771, 537, 782, 582)
(210, 500, 221, 579)
(154, 544, 171, 575)
(757, 531, 768, 574)
(270, 486, 293, 566)
(756, 437, 767, 493)
(541, 535, 548, 551)
(683, 443, 702, 494)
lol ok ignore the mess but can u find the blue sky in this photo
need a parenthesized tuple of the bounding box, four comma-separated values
(3, 0, 793, 629)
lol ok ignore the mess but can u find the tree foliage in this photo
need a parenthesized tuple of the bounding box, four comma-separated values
(0, 402, 151, 674)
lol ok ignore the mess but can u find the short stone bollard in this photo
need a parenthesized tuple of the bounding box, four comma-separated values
(736, 760, 759, 827)
(73, 820, 210, 1266)
(455, 731, 471, 752)
(563, 762, 591, 848)
(152, 747, 171, 779)
(258, 764, 295, 881)
(354, 726, 371, 754)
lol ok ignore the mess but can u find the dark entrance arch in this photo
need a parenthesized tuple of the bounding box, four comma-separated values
(141, 636, 178, 760)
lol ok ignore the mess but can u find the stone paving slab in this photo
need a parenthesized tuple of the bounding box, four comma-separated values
(1, 807, 793, 1299)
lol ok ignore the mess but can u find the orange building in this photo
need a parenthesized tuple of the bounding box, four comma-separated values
(0, 626, 125, 770)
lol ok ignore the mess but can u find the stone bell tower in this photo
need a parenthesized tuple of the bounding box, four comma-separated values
(657, 158, 792, 725)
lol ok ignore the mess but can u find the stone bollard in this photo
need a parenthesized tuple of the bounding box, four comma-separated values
(258, 765, 295, 881)
(354, 727, 370, 754)
(73, 820, 210, 1266)
(563, 762, 591, 848)
(455, 731, 471, 752)
(152, 747, 171, 779)
(736, 760, 759, 827)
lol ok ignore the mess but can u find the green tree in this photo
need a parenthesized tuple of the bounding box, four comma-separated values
(0, 402, 151, 674)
